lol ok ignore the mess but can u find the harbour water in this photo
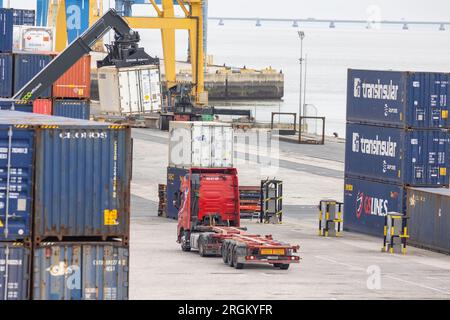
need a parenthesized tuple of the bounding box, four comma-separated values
(140, 22, 450, 137)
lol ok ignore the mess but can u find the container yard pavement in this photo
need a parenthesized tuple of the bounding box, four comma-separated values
(129, 128, 450, 299)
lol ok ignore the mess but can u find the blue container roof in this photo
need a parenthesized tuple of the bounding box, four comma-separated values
(0, 110, 128, 128)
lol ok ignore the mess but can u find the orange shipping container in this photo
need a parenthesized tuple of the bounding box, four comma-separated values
(52, 55, 91, 98)
(33, 99, 52, 115)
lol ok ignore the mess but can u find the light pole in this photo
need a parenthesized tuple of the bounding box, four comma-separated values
(298, 30, 305, 133)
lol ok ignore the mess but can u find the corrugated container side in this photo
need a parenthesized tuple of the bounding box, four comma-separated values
(0, 100, 33, 112)
(0, 127, 34, 241)
(33, 242, 129, 300)
(406, 188, 450, 254)
(343, 176, 406, 237)
(32, 98, 52, 115)
(166, 166, 188, 219)
(345, 123, 449, 186)
(0, 9, 13, 53)
(347, 69, 450, 129)
(13, 53, 52, 97)
(34, 126, 131, 240)
(0, 53, 13, 97)
(53, 55, 90, 98)
(169, 121, 234, 168)
(52, 99, 90, 119)
(0, 243, 31, 300)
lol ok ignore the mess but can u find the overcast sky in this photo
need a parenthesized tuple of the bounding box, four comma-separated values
(6, 0, 450, 21)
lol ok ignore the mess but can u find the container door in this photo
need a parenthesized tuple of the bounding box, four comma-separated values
(127, 70, 140, 114)
(0, 244, 30, 300)
(0, 126, 33, 241)
(0, 54, 13, 98)
(139, 68, 152, 113)
(150, 68, 162, 111)
(212, 126, 233, 167)
(118, 70, 131, 114)
(192, 124, 212, 167)
(98, 69, 120, 114)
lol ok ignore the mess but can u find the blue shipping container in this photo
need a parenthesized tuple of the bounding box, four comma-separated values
(14, 53, 52, 98)
(406, 187, 450, 254)
(0, 111, 132, 241)
(0, 8, 13, 53)
(53, 99, 90, 120)
(167, 166, 188, 219)
(0, 100, 32, 112)
(344, 176, 406, 237)
(12, 9, 35, 26)
(0, 243, 30, 300)
(347, 69, 450, 129)
(345, 123, 449, 186)
(33, 242, 129, 300)
(0, 53, 13, 97)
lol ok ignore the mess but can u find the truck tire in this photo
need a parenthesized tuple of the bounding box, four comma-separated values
(198, 237, 206, 257)
(279, 264, 290, 270)
(181, 230, 191, 252)
(227, 244, 235, 267)
(233, 247, 244, 269)
(221, 242, 229, 263)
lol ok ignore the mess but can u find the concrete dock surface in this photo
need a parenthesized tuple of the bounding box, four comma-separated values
(130, 128, 450, 300)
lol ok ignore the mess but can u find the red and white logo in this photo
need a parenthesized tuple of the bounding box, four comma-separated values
(355, 191, 389, 219)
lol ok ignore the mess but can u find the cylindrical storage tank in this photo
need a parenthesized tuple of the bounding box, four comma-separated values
(343, 176, 406, 237)
(345, 123, 449, 186)
(406, 187, 450, 254)
(13, 26, 55, 53)
(0, 53, 13, 97)
(0, 9, 13, 53)
(13, 53, 53, 97)
(53, 55, 91, 98)
(32, 242, 129, 300)
(97, 64, 162, 114)
(168, 121, 234, 169)
(33, 99, 52, 115)
(52, 99, 90, 119)
(166, 166, 188, 219)
(0, 243, 31, 300)
(347, 69, 450, 129)
(0, 111, 132, 242)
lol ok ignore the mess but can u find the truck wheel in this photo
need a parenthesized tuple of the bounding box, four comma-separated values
(221, 242, 229, 263)
(233, 247, 244, 269)
(198, 237, 206, 257)
(181, 230, 191, 252)
(279, 264, 290, 270)
(227, 245, 235, 267)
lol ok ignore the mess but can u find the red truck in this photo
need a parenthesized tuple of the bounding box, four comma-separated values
(176, 167, 300, 269)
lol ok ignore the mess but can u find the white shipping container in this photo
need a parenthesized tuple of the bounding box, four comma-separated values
(169, 121, 234, 168)
(13, 25, 55, 52)
(97, 64, 162, 115)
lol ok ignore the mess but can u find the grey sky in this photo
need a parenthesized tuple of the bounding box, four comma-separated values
(6, 0, 450, 21)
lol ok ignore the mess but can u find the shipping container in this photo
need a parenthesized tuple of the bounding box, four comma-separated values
(0, 100, 32, 112)
(0, 243, 30, 300)
(52, 99, 90, 120)
(12, 9, 35, 26)
(53, 55, 90, 98)
(343, 176, 406, 237)
(14, 53, 53, 97)
(0, 8, 13, 53)
(166, 166, 188, 219)
(347, 69, 450, 129)
(32, 98, 52, 115)
(97, 64, 162, 114)
(0, 53, 13, 97)
(169, 121, 234, 169)
(13, 25, 55, 52)
(33, 242, 129, 300)
(345, 123, 449, 186)
(0, 111, 132, 241)
(406, 187, 450, 254)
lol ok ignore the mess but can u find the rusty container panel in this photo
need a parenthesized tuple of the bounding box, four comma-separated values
(32, 242, 129, 300)
(406, 187, 450, 254)
(32, 99, 52, 115)
(0, 110, 132, 242)
(52, 55, 91, 98)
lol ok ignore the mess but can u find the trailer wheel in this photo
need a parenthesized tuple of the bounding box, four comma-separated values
(221, 242, 229, 263)
(227, 244, 235, 267)
(232, 247, 244, 269)
(279, 264, 290, 270)
(198, 237, 206, 257)
(181, 230, 191, 252)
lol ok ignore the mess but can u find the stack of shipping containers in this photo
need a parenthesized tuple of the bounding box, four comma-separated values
(0, 111, 132, 300)
(344, 69, 450, 237)
(166, 121, 234, 219)
(0, 8, 54, 113)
